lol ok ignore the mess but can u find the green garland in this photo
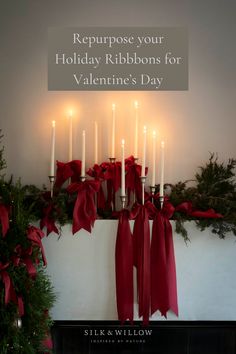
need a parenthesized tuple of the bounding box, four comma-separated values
(169, 154, 236, 241)
(21, 153, 236, 242)
(0, 133, 56, 354)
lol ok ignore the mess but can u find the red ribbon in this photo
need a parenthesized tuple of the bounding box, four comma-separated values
(115, 209, 133, 324)
(54, 160, 82, 189)
(40, 204, 59, 236)
(27, 226, 47, 266)
(151, 201, 178, 317)
(87, 164, 106, 210)
(0, 262, 16, 305)
(125, 156, 148, 205)
(175, 201, 223, 219)
(67, 180, 100, 234)
(101, 161, 121, 211)
(13, 244, 37, 278)
(130, 201, 156, 325)
(0, 204, 9, 237)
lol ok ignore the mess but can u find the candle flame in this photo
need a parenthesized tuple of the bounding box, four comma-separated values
(82, 130, 85, 136)
(121, 139, 125, 146)
(52, 120, 56, 127)
(153, 130, 156, 137)
(134, 101, 139, 109)
(143, 126, 147, 133)
(161, 141, 165, 148)
(68, 110, 73, 117)
(112, 103, 116, 111)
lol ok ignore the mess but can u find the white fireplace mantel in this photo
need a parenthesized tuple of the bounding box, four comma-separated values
(42, 221, 236, 321)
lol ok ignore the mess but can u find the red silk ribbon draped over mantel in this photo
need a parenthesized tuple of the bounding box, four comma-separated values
(151, 200, 178, 317)
(39, 158, 225, 325)
(130, 202, 156, 325)
(115, 209, 134, 324)
(67, 180, 100, 234)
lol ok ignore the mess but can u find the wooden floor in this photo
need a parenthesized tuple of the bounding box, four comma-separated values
(51, 321, 236, 354)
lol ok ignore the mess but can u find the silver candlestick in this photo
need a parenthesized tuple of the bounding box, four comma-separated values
(120, 195, 127, 209)
(80, 175, 86, 182)
(150, 185, 156, 203)
(48, 176, 55, 198)
(140, 176, 146, 205)
(159, 195, 164, 209)
(132, 158, 139, 204)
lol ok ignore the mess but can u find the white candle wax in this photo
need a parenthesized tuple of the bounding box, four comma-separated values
(121, 139, 125, 196)
(50, 120, 56, 176)
(111, 104, 116, 158)
(160, 141, 165, 198)
(94, 121, 98, 165)
(141, 126, 147, 177)
(81, 130, 86, 177)
(68, 110, 73, 161)
(134, 101, 138, 159)
(152, 131, 156, 186)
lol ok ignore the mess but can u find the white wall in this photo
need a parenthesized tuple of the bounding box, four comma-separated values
(0, 0, 236, 187)
(42, 221, 236, 321)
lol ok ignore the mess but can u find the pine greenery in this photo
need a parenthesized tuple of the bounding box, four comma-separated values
(169, 154, 236, 240)
(0, 137, 55, 353)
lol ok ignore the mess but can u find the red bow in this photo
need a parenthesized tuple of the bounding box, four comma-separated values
(151, 200, 178, 318)
(13, 244, 37, 278)
(54, 160, 82, 189)
(40, 204, 59, 236)
(0, 204, 9, 237)
(0, 262, 16, 305)
(67, 180, 100, 234)
(115, 209, 133, 324)
(27, 226, 47, 266)
(175, 201, 223, 219)
(101, 161, 121, 211)
(130, 201, 156, 325)
(87, 164, 106, 210)
(125, 156, 148, 205)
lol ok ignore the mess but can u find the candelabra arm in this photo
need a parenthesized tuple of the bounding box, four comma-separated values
(159, 195, 164, 209)
(120, 195, 127, 209)
(48, 176, 55, 198)
(80, 176, 86, 182)
(140, 176, 147, 205)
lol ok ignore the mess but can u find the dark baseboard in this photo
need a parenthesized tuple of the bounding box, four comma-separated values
(51, 320, 236, 354)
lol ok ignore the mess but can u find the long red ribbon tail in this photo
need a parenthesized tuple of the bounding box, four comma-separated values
(97, 182, 106, 210)
(106, 179, 113, 210)
(133, 206, 150, 325)
(0, 204, 9, 237)
(151, 212, 169, 317)
(115, 209, 133, 324)
(164, 218, 178, 316)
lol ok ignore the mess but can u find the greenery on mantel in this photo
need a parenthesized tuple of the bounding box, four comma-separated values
(169, 154, 236, 241)
(1, 133, 236, 243)
(0, 132, 55, 354)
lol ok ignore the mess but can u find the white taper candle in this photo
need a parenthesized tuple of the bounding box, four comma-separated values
(160, 141, 165, 199)
(81, 130, 86, 177)
(121, 139, 125, 196)
(141, 126, 147, 177)
(68, 110, 73, 161)
(134, 101, 138, 159)
(111, 103, 116, 158)
(50, 120, 56, 176)
(152, 131, 156, 187)
(94, 121, 98, 165)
